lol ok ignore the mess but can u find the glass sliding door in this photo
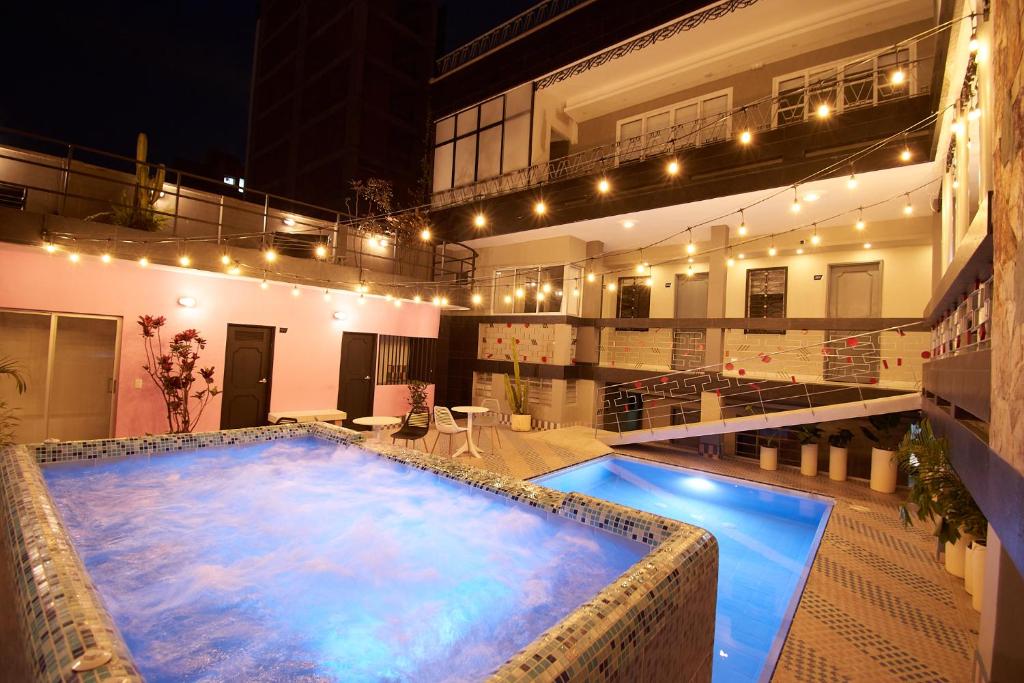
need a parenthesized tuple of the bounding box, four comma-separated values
(0, 310, 120, 443)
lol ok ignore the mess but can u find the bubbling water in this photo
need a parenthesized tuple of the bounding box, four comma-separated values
(44, 438, 646, 682)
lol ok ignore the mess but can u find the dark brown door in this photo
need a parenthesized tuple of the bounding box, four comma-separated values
(338, 332, 376, 428)
(220, 324, 275, 429)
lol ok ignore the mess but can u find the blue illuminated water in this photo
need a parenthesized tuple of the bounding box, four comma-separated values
(535, 456, 831, 683)
(43, 438, 647, 682)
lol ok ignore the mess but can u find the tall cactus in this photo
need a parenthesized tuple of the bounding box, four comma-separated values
(94, 132, 167, 230)
(133, 132, 165, 214)
(503, 338, 530, 415)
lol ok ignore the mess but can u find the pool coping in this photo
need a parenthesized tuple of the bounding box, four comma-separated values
(532, 453, 835, 683)
(0, 424, 719, 683)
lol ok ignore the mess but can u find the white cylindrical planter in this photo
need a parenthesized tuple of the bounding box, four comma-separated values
(970, 541, 987, 611)
(869, 447, 898, 493)
(945, 534, 970, 578)
(829, 446, 848, 481)
(800, 444, 818, 476)
(759, 446, 778, 471)
(964, 543, 975, 595)
(510, 413, 531, 432)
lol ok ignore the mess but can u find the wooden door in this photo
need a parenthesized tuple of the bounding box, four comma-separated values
(825, 263, 882, 384)
(220, 324, 275, 428)
(338, 332, 376, 428)
(673, 273, 709, 370)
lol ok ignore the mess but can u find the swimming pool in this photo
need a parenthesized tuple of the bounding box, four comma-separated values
(42, 436, 652, 682)
(535, 455, 832, 683)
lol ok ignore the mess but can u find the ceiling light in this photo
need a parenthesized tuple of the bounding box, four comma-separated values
(810, 233, 821, 246)
(900, 147, 912, 162)
(586, 272, 596, 283)
(432, 296, 441, 306)
(903, 195, 913, 215)
(43, 242, 57, 253)
(737, 210, 748, 236)
(228, 264, 241, 276)
(768, 245, 777, 257)
(644, 277, 653, 287)
(623, 220, 635, 229)
(686, 242, 696, 255)
(441, 296, 449, 306)
(393, 299, 402, 308)
(413, 294, 422, 303)
(636, 262, 648, 274)
(68, 251, 80, 263)
(726, 256, 735, 267)
(738, 253, 745, 260)
(282, 217, 295, 227)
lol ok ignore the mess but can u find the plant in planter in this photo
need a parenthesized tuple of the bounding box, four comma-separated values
(0, 357, 27, 446)
(138, 315, 219, 434)
(757, 427, 783, 471)
(87, 133, 167, 231)
(894, 418, 986, 580)
(406, 380, 430, 413)
(827, 427, 854, 481)
(794, 424, 823, 476)
(861, 413, 904, 493)
(503, 339, 531, 432)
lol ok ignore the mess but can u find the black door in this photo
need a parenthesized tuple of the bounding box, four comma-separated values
(220, 324, 275, 429)
(338, 332, 376, 428)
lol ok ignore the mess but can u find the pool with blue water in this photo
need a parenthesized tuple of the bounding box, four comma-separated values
(535, 455, 832, 683)
(43, 437, 648, 682)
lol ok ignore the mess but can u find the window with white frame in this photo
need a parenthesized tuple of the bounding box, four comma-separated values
(615, 89, 732, 163)
(432, 84, 532, 193)
(491, 265, 568, 314)
(773, 46, 914, 127)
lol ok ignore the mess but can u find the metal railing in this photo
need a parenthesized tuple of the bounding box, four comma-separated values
(596, 324, 929, 435)
(434, 0, 591, 77)
(931, 276, 992, 359)
(0, 127, 476, 284)
(431, 60, 930, 209)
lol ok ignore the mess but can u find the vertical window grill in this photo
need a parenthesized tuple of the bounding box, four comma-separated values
(375, 335, 436, 384)
(745, 267, 787, 334)
(616, 276, 651, 324)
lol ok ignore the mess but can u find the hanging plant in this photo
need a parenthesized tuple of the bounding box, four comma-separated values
(138, 315, 219, 434)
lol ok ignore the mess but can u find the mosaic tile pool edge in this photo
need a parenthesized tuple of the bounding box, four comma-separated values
(1, 424, 716, 683)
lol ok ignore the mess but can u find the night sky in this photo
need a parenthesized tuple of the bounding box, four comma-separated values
(1, 1, 538, 172)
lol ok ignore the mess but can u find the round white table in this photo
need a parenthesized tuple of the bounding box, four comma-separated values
(452, 406, 489, 458)
(352, 415, 401, 443)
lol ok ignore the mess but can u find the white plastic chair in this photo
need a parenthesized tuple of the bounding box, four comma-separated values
(431, 406, 468, 456)
(474, 398, 502, 448)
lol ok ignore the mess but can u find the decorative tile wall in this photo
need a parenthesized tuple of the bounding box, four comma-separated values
(0, 423, 716, 683)
(479, 322, 574, 365)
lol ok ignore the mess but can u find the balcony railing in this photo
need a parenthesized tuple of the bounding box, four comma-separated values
(0, 127, 475, 284)
(431, 61, 930, 209)
(930, 276, 992, 359)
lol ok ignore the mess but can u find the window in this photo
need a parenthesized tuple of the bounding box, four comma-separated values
(773, 47, 914, 127)
(616, 89, 732, 162)
(432, 84, 532, 193)
(491, 265, 567, 314)
(474, 372, 493, 399)
(616, 277, 651, 319)
(565, 380, 577, 405)
(745, 268, 787, 333)
(376, 335, 436, 384)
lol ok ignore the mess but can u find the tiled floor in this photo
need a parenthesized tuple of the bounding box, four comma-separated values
(400, 423, 979, 682)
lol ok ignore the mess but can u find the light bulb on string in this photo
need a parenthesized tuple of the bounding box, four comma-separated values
(607, 282, 617, 292)
(260, 279, 269, 290)
(596, 177, 611, 194)
(503, 294, 513, 304)
(890, 68, 906, 85)
(314, 244, 328, 259)
(228, 264, 241, 276)
(790, 188, 801, 213)
(903, 194, 913, 215)
(863, 242, 872, 249)
(969, 33, 979, 53)
(441, 296, 449, 306)
(666, 159, 681, 176)
(644, 277, 653, 287)
(473, 213, 487, 228)
(686, 265, 694, 277)
(515, 288, 525, 299)
(537, 291, 546, 301)
(967, 106, 981, 121)
(737, 210, 748, 236)
(178, 254, 191, 267)
(686, 238, 696, 256)
(815, 103, 830, 119)
(323, 290, 332, 302)
(264, 248, 277, 263)
(393, 298, 402, 308)
(810, 224, 821, 246)
(291, 285, 301, 297)
(900, 146, 912, 162)
(220, 253, 231, 266)
(419, 228, 431, 241)
(796, 247, 805, 255)
(726, 255, 735, 267)
(768, 243, 777, 257)
(847, 170, 858, 189)
(43, 241, 57, 254)
(542, 282, 552, 294)
(855, 208, 866, 231)
(101, 252, 112, 264)
(138, 256, 149, 267)
(414, 294, 422, 303)
(68, 250, 80, 263)
(358, 294, 366, 305)
(738, 129, 752, 145)
(586, 272, 596, 283)
(533, 200, 547, 216)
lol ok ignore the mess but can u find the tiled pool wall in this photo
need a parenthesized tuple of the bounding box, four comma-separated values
(0, 423, 718, 683)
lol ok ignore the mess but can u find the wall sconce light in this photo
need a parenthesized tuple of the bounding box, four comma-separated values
(333, 310, 348, 321)
(177, 296, 197, 308)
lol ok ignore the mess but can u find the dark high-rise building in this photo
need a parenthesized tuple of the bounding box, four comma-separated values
(246, 0, 436, 209)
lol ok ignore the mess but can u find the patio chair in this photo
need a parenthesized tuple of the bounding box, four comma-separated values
(430, 406, 468, 457)
(391, 408, 430, 450)
(474, 398, 502, 448)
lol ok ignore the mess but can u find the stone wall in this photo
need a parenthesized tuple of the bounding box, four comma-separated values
(990, 0, 1024, 476)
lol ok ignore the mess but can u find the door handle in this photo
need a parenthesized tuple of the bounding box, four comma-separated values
(258, 378, 268, 383)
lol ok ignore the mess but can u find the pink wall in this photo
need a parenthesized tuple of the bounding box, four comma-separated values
(0, 244, 440, 436)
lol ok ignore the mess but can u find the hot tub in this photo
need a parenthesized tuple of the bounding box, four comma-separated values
(0, 425, 718, 682)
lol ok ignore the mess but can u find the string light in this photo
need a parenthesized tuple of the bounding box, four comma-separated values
(597, 177, 611, 194)
(323, 289, 332, 302)
(622, 220, 635, 229)
(68, 251, 80, 263)
(503, 294, 512, 304)
(635, 262, 648, 274)
(644, 277, 653, 287)
(379, 236, 388, 247)
(890, 68, 906, 85)
(101, 252, 112, 264)
(900, 146, 912, 162)
(666, 159, 681, 176)
(228, 264, 241, 276)
(796, 247, 805, 254)
(810, 224, 821, 246)
(420, 228, 431, 241)
(263, 248, 277, 263)
(314, 244, 328, 258)
(967, 106, 981, 121)
(515, 288, 525, 299)
(951, 119, 965, 136)
(393, 299, 402, 308)
(541, 282, 552, 293)
(358, 294, 366, 305)
(586, 272, 596, 283)
(686, 265, 694, 277)
(726, 255, 735, 267)
(414, 294, 422, 303)
(790, 188, 801, 213)
(686, 239, 696, 255)
(855, 208, 866, 231)
(178, 255, 191, 267)
(607, 282, 617, 292)
(534, 201, 547, 216)
(220, 253, 231, 266)
(441, 296, 449, 306)
(816, 103, 831, 118)
(738, 129, 752, 145)
(863, 242, 872, 249)
(738, 253, 745, 260)
(768, 243, 777, 257)
(138, 256, 149, 267)
(737, 210, 748, 236)
(903, 194, 913, 215)
(473, 212, 487, 228)
(847, 172, 858, 189)
(260, 279, 269, 290)
(968, 33, 979, 53)
(43, 241, 57, 253)
(385, 293, 394, 302)
(537, 291, 546, 301)
(291, 285, 301, 297)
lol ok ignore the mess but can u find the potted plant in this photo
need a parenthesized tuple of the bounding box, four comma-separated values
(828, 427, 854, 481)
(894, 419, 987, 584)
(794, 424, 822, 476)
(138, 315, 219, 433)
(406, 380, 430, 413)
(503, 339, 531, 432)
(0, 357, 27, 446)
(758, 428, 782, 471)
(861, 413, 904, 493)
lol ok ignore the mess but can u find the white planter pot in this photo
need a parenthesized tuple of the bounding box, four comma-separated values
(829, 446, 848, 481)
(964, 543, 976, 595)
(869, 447, 898, 493)
(800, 444, 819, 476)
(759, 446, 778, 471)
(510, 413, 532, 432)
(945, 534, 971, 578)
(970, 542, 987, 612)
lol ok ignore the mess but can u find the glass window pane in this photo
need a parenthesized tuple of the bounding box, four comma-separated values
(842, 61, 873, 109)
(454, 135, 477, 186)
(618, 119, 643, 162)
(435, 116, 455, 143)
(701, 94, 729, 143)
(476, 126, 502, 180)
(492, 271, 516, 314)
(480, 97, 503, 127)
(48, 316, 118, 440)
(432, 142, 454, 192)
(673, 103, 699, 147)
(967, 115, 982, 226)
(538, 265, 564, 313)
(645, 111, 671, 156)
(502, 114, 530, 172)
(0, 310, 51, 443)
(456, 107, 479, 136)
(776, 76, 806, 126)
(504, 83, 532, 117)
